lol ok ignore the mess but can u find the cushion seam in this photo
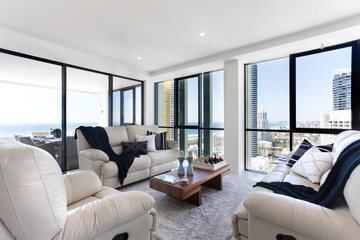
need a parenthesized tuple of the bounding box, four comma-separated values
(0, 152, 27, 239)
(33, 149, 63, 230)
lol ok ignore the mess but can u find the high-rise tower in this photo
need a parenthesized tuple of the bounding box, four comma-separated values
(333, 69, 351, 110)
(257, 109, 270, 141)
(247, 64, 258, 157)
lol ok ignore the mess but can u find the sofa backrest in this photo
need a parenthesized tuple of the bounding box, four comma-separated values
(0, 140, 67, 240)
(76, 126, 129, 153)
(76, 125, 159, 154)
(333, 130, 360, 152)
(126, 125, 159, 142)
(333, 131, 360, 164)
(331, 130, 360, 225)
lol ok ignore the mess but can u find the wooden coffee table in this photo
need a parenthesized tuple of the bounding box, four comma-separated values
(149, 165, 230, 206)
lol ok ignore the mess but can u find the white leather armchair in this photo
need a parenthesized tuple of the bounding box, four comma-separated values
(0, 140, 157, 240)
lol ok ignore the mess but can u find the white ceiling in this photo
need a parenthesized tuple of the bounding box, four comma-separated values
(0, 0, 360, 80)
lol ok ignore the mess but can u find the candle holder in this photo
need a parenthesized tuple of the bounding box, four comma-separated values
(187, 156, 194, 175)
(178, 156, 185, 175)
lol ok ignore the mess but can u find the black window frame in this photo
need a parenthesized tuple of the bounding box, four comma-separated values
(113, 84, 142, 126)
(0, 47, 144, 172)
(155, 70, 225, 157)
(245, 39, 360, 172)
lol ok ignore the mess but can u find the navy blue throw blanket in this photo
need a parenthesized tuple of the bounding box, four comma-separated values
(254, 139, 360, 208)
(74, 126, 137, 186)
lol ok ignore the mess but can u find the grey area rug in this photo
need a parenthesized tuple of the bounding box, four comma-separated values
(120, 173, 262, 240)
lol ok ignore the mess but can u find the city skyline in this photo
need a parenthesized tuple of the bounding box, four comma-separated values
(257, 46, 351, 123)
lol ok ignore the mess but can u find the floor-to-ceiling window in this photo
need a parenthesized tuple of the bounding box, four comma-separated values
(245, 40, 359, 172)
(66, 67, 109, 169)
(155, 70, 224, 158)
(112, 77, 143, 126)
(155, 80, 175, 140)
(0, 52, 63, 167)
(0, 48, 144, 172)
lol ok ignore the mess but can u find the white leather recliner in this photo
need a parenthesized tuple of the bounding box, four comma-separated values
(0, 140, 157, 240)
(232, 130, 360, 240)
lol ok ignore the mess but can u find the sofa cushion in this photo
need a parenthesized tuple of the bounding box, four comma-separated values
(147, 149, 178, 166)
(344, 165, 360, 225)
(102, 155, 151, 178)
(126, 125, 158, 142)
(288, 139, 312, 167)
(122, 141, 148, 155)
(271, 163, 291, 174)
(320, 169, 331, 186)
(129, 155, 151, 173)
(136, 134, 157, 152)
(284, 172, 320, 191)
(290, 146, 334, 183)
(147, 130, 168, 150)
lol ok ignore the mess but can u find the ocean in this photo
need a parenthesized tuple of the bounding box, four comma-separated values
(0, 122, 225, 138)
(0, 123, 98, 137)
(268, 121, 288, 129)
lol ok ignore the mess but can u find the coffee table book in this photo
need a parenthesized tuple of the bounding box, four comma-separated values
(152, 174, 180, 184)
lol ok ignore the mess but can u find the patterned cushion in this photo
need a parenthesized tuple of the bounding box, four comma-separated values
(147, 131, 168, 150)
(317, 143, 333, 152)
(287, 139, 313, 167)
(136, 134, 157, 152)
(122, 141, 148, 155)
(290, 146, 334, 183)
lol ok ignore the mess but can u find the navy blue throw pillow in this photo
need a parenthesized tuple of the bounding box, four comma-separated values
(317, 143, 333, 152)
(122, 141, 148, 155)
(147, 130, 168, 150)
(288, 139, 313, 167)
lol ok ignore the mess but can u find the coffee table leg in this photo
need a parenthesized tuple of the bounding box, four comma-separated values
(202, 174, 222, 190)
(184, 186, 201, 206)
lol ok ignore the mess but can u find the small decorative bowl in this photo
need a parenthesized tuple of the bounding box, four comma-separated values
(180, 178, 189, 186)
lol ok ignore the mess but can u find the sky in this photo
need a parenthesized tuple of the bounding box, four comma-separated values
(186, 70, 224, 125)
(0, 82, 101, 124)
(257, 46, 352, 123)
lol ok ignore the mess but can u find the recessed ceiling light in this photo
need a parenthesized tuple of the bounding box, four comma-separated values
(199, 32, 206, 37)
(137, 57, 142, 60)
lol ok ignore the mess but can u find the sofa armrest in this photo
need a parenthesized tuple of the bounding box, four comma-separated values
(244, 191, 360, 240)
(63, 171, 102, 205)
(167, 140, 178, 149)
(79, 148, 109, 162)
(57, 191, 155, 240)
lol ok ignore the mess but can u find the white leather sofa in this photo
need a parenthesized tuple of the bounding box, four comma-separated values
(0, 140, 157, 240)
(232, 130, 360, 240)
(76, 125, 179, 188)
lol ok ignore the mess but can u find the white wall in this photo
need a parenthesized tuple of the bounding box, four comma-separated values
(224, 60, 244, 174)
(144, 80, 155, 125)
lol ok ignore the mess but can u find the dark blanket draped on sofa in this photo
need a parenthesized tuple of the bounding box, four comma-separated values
(254, 139, 360, 208)
(75, 126, 137, 185)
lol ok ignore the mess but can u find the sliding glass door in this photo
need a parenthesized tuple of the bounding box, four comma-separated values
(0, 52, 63, 167)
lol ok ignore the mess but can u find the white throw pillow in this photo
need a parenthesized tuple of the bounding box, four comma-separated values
(135, 134, 156, 152)
(290, 146, 334, 184)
